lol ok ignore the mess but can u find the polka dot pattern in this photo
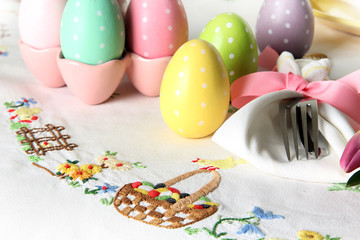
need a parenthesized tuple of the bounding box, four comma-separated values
(60, 0, 125, 65)
(125, 0, 188, 59)
(199, 12, 258, 84)
(256, 0, 314, 58)
(160, 39, 230, 139)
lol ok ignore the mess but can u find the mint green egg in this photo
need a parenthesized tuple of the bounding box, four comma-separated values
(60, 0, 125, 65)
(199, 13, 258, 85)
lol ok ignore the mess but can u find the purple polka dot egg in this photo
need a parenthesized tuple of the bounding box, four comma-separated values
(256, 0, 314, 58)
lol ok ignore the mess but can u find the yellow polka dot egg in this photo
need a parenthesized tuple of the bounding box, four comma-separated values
(160, 39, 230, 139)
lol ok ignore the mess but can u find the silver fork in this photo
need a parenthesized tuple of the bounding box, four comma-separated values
(279, 98, 319, 161)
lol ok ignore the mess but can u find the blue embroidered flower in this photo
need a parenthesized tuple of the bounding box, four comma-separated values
(237, 224, 264, 237)
(95, 183, 118, 194)
(252, 206, 284, 219)
(16, 97, 37, 107)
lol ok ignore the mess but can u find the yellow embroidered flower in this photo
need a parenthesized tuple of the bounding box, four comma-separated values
(80, 164, 102, 175)
(298, 230, 324, 240)
(69, 169, 93, 181)
(95, 155, 117, 165)
(57, 163, 79, 174)
(107, 160, 133, 171)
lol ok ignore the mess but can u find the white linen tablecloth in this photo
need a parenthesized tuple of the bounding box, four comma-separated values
(1, 0, 360, 239)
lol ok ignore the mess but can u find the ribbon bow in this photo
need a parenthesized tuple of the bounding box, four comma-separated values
(231, 70, 360, 125)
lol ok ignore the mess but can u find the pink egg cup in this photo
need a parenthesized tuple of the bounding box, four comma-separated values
(57, 52, 130, 105)
(19, 38, 66, 88)
(126, 52, 172, 97)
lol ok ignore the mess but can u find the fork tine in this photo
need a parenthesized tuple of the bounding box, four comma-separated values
(290, 104, 300, 160)
(299, 103, 309, 159)
(309, 100, 319, 159)
(279, 101, 291, 160)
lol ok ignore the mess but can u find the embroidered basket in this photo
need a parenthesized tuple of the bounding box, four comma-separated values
(113, 169, 221, 229)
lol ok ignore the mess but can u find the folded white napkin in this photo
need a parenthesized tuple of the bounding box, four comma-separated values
(212, 90, 355, 183)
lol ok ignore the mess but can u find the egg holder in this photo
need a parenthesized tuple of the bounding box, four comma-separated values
(19, 39, 172, 105)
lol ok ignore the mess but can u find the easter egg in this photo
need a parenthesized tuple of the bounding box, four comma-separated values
(256, 0, 314, 58)
(125, 0, 188, 59)
(199, 12, 258, 85)
(60, 0, 125, 65)
(19, 0, 67, 49)
(160, 39, 230, 139)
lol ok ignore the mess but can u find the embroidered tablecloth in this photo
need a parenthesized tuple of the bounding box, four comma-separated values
(1, 0, 360, 239)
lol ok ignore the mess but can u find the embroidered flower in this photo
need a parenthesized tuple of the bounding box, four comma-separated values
(237, 224, 264, 237)
(69, 169, 93, 181)
(106, 160, 133, 171)
(40, 141, 53, 148)
(16, 97, 37, 107)
(95, 154, 117, 165)
(80, 164, 102, 175)
(252, 206, 284, 219)
(14, 107, 41, 123)
(57, 163, 79, 174)
(298, 230, 324, 240)
(95, 183, 118, 194)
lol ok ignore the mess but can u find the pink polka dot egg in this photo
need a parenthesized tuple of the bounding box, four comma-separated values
(125, 0, 189, 59)
(256, 0, 314, 58)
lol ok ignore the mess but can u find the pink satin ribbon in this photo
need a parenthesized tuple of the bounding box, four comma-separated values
(231, 70, 360, 124)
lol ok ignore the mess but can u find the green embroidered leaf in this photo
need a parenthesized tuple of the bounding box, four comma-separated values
(346, 170, 360, 187)
(133, 162, 147, 169)
(105, 151, 117, 156)
(184, 227, 202, 236)
(324, 235, 341, 240)
(16, 135, 26, 141)
(10, 122, 28, 130)
(66, 159, 79, 164)
(202, 227, 213, 235)
(84, 188, 100, 195)
(4, 101, 24, 109)
(69, 181, 81, 188)
(65, 176, 73, 181)
(100, 197, 114, 206)
(56, 171, 62, 176)
(4, 101, 13, 109)
(28, 155, 43, 163)
(21, 143, 32, 151)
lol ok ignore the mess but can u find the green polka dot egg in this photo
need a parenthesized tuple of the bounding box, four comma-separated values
(160, 39, 230, 139)
(199, 12, 258, 85)
(60, 0, 125, 65)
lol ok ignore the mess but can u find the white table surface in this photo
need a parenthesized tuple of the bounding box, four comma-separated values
(1, 0, 360, 239)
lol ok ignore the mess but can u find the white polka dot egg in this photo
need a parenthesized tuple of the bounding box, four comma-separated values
(60, 0, 125, 65)
(125, 0, 188, 59)
(256, 0, 314, 58)
(160, 39, 230, 139)
(199, 12, 258, 85)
